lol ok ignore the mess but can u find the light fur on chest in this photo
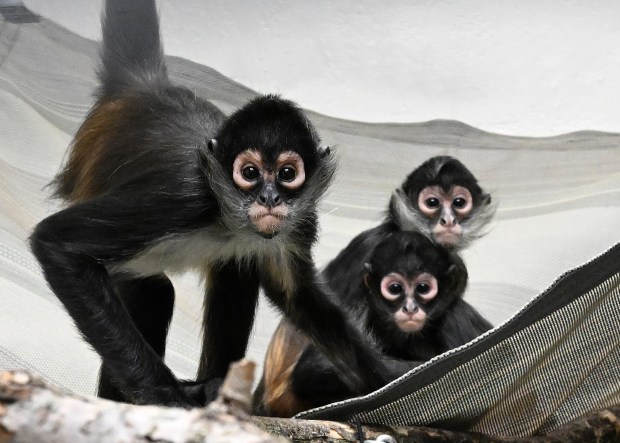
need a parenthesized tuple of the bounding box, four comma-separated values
(111, 227, 298, 294)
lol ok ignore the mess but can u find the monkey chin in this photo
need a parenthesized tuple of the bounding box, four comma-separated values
(249, 204, 289, 238)
(251, 214, 286, 238)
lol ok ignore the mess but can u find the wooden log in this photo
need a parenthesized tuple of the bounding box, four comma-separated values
(0, 363, 287, 443)
(254, 405, 620, 443)
(2, 367, 619, 443)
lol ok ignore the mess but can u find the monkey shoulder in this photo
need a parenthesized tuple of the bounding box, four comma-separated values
(322, 223, 397, 296)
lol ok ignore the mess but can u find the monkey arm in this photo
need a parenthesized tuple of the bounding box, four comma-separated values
(322, 223, 396, 302)
(30, 192, 206, 406)
(198, 259, 261, 387)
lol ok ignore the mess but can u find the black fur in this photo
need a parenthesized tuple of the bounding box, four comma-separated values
(30, 0, 405, 407)
(287, 232, 491, 411)
(322, 156, 494, 306)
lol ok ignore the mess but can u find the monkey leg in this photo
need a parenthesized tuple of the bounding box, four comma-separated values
(197, 259, 261, 402)
(98, 273, 175, 402)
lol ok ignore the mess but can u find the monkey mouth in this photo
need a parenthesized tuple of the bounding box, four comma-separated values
(398, 319, 425, 333)
(248, 204, 289, 236)
(396, 312, 426, 333)
(433, 227, 462, 246)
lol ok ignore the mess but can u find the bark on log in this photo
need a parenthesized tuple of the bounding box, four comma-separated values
(0, 363, 287, 443)
(254, 406, 620, 443)
(1, 367, 619, 443)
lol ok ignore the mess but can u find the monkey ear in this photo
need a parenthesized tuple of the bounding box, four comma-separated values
(363, 273, 371, 289)
(208, 138, 218, 152)
(363, 263, 373, 289)
(446, 262, 468, 294)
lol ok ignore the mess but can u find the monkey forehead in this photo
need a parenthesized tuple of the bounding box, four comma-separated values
(215, 95, 320, 171)
(234, 149, 264, 167)
(369, 231, 433, 264)
(401, 156, 484, 198)
(419, 184, 473, 198)
(372, 246, 453, 278)
(232, 149, 305, 171)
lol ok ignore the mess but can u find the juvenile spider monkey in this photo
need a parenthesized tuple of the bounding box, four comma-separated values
(255, 231, 492, 417)
(29, 0, 410, 407)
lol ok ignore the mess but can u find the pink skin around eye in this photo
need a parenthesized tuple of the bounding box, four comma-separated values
(418, 185, 473, 219)
(276, 151, 305, 190)
(380, 273, 409, 301)
(413, 273, 438, 303)
(450, 185, 473, 216)
(417, 186, 442, 218)
(232, 149, 263, 191)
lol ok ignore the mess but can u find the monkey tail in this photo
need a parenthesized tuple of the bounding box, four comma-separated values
(98, 0, 168, 97)
(258, 320, 311, 417)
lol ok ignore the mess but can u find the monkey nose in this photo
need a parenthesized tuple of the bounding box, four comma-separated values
(258, 191, 281, 207)
(402, 304, 419, 314)
(440, 215, 457, 226)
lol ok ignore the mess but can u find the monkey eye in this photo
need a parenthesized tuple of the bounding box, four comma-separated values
(242, 166, 260, 181)
(425, 197, 440, 208)
(453, 197, 467, 208)
(278, 166, 296, 182)
(388, 283, 403, 295)
(416, 283, 430, 294)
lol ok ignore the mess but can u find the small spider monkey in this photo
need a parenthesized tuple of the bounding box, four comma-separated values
(255, 231, 492, 417)
(29, 0, 408, 407)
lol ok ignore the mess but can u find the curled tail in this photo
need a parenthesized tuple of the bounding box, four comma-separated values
(98, 0, 168, 96)
(52, 0, 170, 200)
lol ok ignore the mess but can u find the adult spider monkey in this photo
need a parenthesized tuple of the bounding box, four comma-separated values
(29, 0, 409, 407)
(255, 231, 492, 417)
(255, 157, 495, 416)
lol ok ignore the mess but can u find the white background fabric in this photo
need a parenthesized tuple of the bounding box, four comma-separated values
(23, 0, 620, 136)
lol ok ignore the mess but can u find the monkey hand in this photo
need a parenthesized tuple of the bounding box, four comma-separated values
(177, 378, 224, 406)
(128, 382, 204, 408)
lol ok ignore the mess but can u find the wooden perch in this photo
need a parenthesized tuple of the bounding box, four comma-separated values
(0, 362, 285, 443)
(254, 406, 620, 443)
(1, 366, 619, 443)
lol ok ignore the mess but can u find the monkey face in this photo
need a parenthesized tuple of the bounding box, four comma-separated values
(232, 149, 306, 236)
(364, 231, 468, 338)
(391, 155, 494, 250)
(378, 271, 438, 333)
(204, 95, 336, 239)
(417, 185, 473, 246)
